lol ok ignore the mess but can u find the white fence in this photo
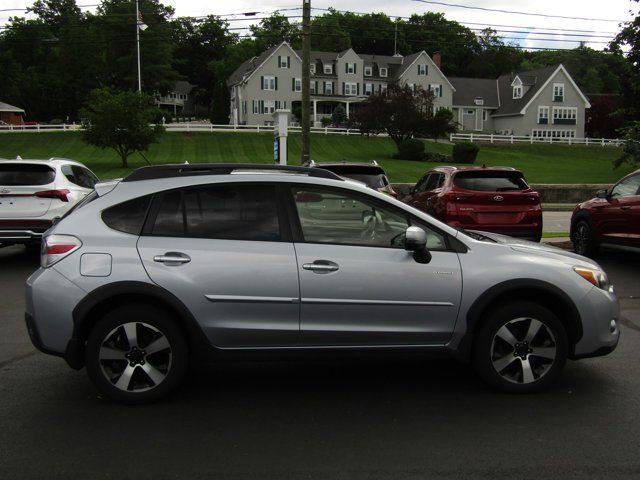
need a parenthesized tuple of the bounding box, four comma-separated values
(0, 123, 363, 136)
(450, 132, 623, 147)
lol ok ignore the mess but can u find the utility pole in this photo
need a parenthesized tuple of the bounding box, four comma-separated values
(301, 0, 311, 164)
(135, 0, 142, 92)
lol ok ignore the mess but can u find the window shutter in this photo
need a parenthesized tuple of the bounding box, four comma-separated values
(345, 63, 348, 74)
(357, 83, 360, 95)
(323, 82, 327, 94)
(260, 76, 264, 90)
(292, 78, 295, 91)
(278, 56, 281, 67)
(342, 82, 345, 95)
(252, 100, 255, 114)
(439, 84, 442, 97)
(418, 64, 420, 75)
(426, 65, 429, 75)
(287, 56, 291, 68)
(354, 64, 357, 74)
(275, 77, 278, 90)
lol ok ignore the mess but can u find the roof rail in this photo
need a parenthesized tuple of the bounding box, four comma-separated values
(122, 163, 345, 183)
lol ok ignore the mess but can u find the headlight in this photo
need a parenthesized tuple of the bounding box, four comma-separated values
(573, 266, 611, 291)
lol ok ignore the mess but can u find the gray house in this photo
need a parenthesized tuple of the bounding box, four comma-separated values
(450, 65, 591, 138)
(227, 42, 454, 126)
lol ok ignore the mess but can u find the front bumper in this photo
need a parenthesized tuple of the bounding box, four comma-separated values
(571, 285, 620, 359)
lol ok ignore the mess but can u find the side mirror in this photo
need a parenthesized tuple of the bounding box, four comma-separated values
(404, 226, 431, 264)
(596, 189, 608, 199)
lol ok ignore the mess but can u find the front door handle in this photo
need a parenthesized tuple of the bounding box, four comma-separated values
(620, 205, 631, 210)
(302, 260, 339, 273)
(153, 252, 191, 265)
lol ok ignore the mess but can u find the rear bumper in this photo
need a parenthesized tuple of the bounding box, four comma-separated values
(0, 220, 52, 243)
(448, 222, 542, 240)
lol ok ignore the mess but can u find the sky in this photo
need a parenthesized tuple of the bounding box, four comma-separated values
(0, 0, 637, 51)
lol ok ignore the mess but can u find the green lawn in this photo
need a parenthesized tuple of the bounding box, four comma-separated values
(0, 131, 631, 184)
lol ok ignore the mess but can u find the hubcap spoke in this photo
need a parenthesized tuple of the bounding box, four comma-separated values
(520, 358, 535, 383)
(145, 336, 170, 355)
(140, 363, 166, 386)
(114, 364, 136, 391)
(99, 346, 127, 361)
(123, 323, 138, 349)
(492, 354, 518, 373)
(530, 346, 556, 360)
(496, 325, 518, 347)
(524, 319, 543, 343)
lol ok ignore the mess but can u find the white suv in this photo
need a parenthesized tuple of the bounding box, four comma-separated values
(0, 157, 98, 247)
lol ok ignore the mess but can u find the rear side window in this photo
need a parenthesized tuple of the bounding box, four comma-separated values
(150, 184, 281, 241)
(0, 164, 55, 186)
(102, 195, 152, 235)
(61, 165, 99, 189)
(453, 171, 528, 192)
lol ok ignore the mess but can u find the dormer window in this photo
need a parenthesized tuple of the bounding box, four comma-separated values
(324, 63, 333, 75)
(364, 66, 372, 77)
(513, 86, 522, 99)
(379, 67, 388, 77)
(310, 64, 316, 74)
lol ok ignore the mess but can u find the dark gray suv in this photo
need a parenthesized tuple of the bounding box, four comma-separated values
(26, 164, 619, 403)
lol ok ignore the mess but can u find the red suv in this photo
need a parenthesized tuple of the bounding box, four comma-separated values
(403, 166, 542, 241)
(571, 169, 640, 256)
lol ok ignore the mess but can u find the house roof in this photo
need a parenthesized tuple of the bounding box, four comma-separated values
(393, 52, 422, 79)
(449, 77, 499, 107)
(0, 101, 25, 113)
(493, 65, 558, 116)
(227, 44, 280, 86)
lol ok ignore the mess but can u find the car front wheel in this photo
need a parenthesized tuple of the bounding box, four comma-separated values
(572, 219, 598, 257)
(473, 301, 568, 393)
(85, 305, 188, 404)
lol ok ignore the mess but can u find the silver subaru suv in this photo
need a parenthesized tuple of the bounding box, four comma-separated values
(25, 164, 619, 404)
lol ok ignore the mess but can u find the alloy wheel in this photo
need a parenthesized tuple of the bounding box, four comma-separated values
(490, 317, 557, 385)
(574, 222, 591, 255)
(98, 322, 172, 393)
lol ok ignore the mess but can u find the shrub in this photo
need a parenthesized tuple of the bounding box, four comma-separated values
(49, 118, 64, 125)
(424, 152, 451, 163)
(452, 142, 479, 164)
(331, 105, 347, 126)
(320, 117, 332, 127)
(393, 138, 425, 161)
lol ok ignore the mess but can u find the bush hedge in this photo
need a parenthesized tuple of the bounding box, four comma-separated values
(452, 142, 479, 164)
(393, 138, 425, 161)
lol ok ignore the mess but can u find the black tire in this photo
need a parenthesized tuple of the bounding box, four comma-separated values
(85, 304, 188, 404)
(572, 219, 598, 257)
(473, 301, 568, 393)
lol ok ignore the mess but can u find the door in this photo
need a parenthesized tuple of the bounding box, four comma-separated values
(289, 186, 462, 346)
(598, 173, 640, 246)
(137, 183, 300, 348)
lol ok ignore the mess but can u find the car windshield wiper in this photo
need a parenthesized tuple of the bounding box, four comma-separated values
(460, 229, 497, 242)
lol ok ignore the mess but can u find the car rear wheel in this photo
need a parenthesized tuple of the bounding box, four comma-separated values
(572, 219, 598, 257)
(473, 301, 568, 393)
(85, 305, 188, 404)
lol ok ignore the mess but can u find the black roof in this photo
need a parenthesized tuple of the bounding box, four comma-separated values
(449, 77, 500, 108)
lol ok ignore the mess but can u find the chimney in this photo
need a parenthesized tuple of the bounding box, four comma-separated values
(432, 51, 441, 69)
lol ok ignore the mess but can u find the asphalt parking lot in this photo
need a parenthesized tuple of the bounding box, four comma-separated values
(1, 244, 640, 479)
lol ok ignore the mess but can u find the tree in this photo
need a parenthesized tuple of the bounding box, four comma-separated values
(425, 108, 456, 141)
(355, 83, 435, 150)
(250, 12, 300, 51)
(81, 88, 164, 168)
(331, 105, 347, 126)
(614, 122, 640, 169)
(610, 0, 640, 119)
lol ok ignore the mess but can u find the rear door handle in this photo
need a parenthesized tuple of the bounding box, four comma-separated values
(302, 260, 339, 273)
(153, 252, 191, 265)
(620, 206, 631, 210)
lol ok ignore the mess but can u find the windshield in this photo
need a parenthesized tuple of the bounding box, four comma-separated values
(453, 171, 528, 192)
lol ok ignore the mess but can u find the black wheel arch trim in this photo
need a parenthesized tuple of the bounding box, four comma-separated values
(570, 210, 595, 239)
(457, 278, 583, 360)
(67, 281, 209, 370)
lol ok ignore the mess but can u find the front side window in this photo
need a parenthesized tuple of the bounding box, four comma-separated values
(293, 187, 408, 248)
(151, 185, 281, 241)
(292, 187, 446, 250)
(611, 175, 640, 199)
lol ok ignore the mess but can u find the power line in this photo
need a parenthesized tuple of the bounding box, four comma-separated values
(411, 0, 625, 23)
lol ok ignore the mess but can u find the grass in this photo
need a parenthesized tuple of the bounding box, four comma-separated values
(0, 131, 632, 184)
(541, 232, 570, 239)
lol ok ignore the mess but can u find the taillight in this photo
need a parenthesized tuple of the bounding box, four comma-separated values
(41, 234, 82, 268)
(35, 189, 70, 202)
